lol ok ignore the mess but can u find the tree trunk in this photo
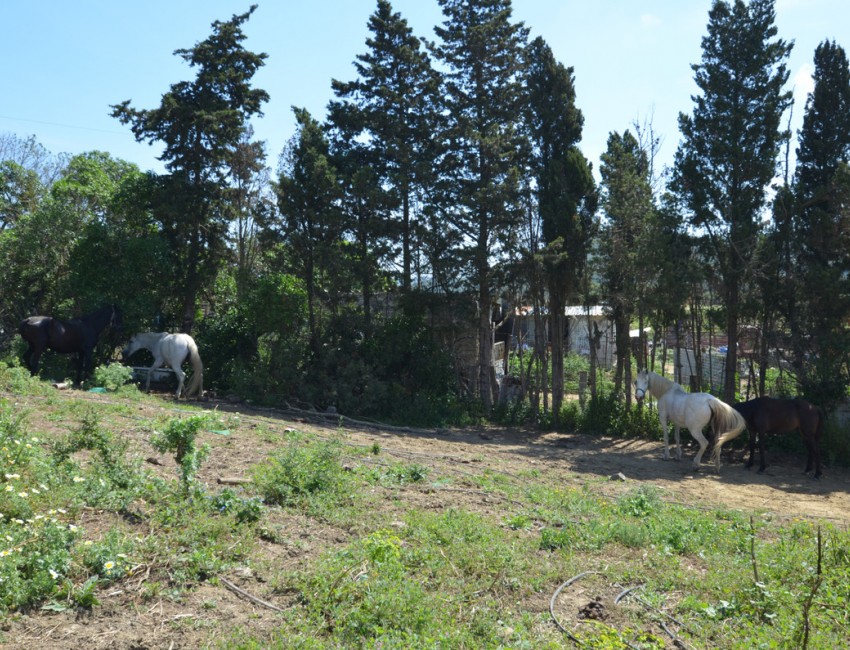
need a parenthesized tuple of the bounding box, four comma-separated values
(478, 285, 493, 412)
(724, 281, 739, 403)
(549, 289, 565, 424)
(181, 227, 201, 334)
(402, 188, 411, 293)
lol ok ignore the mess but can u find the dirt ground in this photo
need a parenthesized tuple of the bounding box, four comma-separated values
(3, 390, 848, 649)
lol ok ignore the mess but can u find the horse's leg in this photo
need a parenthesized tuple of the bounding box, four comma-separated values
(673, 425, 682, 461)
(803, 435, 815, 474)
(660, 412, 671, 460)
(757, 429, 768, 473)
(745, 430, 756, 470)
(145, 362, 157, 392)
(173, 366, 186, 399)
(25, 347, 41, 375)
(691, 429, 709, 469)
(802, 424, 821, 478)
(812, 439, 822, 480)
(80, 347, 94, 385)
(73, 352, 84, 386)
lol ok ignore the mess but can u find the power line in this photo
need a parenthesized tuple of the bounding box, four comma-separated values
(0, 114, 127, 136)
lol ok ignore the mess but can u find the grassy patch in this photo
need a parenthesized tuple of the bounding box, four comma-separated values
(1, 384, 849, 648)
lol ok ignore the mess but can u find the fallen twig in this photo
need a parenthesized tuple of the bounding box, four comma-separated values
(219, 576, 285, 613)
(217, 477, 252, 485)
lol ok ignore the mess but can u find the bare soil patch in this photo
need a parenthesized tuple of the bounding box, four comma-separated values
(3, 390, 848, 649)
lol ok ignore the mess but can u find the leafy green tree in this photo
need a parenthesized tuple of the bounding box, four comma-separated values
(792, 40, 850, 406)
(227, 126, 273, 301)
(272, 108, 344, 354)
(672, 0, 792, 402)
(0, 161, 43, 231)
(111, 6, 268, 333)
(599, 131, 654, 402)
(0, 132, 68, 186)
(524, 36, 595, 421)
(432, 0, 529, 411)
(329, 0, 442, 296)
(0, 152, 151, 370)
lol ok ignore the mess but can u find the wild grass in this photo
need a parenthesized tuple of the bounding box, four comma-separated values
(1, 366, 849, 648)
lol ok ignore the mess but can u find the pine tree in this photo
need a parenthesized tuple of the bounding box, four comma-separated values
(274, 108, 343, 354)
(432, 0, 529, 411)
(329, 0, 441, 297)
(672, 0, 792, 402)
(111, 6, 268, 332)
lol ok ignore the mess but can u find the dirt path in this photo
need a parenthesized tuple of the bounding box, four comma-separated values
(201, 398, 849, 524)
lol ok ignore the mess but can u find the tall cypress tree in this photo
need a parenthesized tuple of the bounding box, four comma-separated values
(433, 0, 529, 411)
(793, 40, 850, 405)
(672, 0, 792, 402)
(599, 131, 653, 402)
(524, 36, 595, 421)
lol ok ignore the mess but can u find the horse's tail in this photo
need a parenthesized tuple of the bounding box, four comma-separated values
(815, 405, 825, 441)
(184, 338, 204, 397)
(709, 398, 747, 467)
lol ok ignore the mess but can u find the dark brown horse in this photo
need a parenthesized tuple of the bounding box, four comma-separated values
(18, 304, 123, 385)
(733, 396, 824, 479)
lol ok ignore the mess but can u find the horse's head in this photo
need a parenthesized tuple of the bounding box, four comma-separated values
(120, 333, 141, 361)
(634, 369, 650, 403)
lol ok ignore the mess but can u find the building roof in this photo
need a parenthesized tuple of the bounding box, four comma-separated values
(565, 306, 608, 317)
(514, 305, 609, 317)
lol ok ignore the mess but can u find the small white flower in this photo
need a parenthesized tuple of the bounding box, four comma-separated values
(49, 569, 59, 579)
(4, 473, 19, 480)
(72, 476, 85, 483)
(104, 561, 115, 570)
(31, 488, 40, 495)
(4, 485, 12, 493)
(17, 492, 28, 499)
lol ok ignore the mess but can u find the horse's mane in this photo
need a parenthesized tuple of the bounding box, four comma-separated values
(649, 371, 679, 396)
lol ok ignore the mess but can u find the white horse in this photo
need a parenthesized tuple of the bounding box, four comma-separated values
(122, 332, 204, 398)
(634, 370, 745, 470)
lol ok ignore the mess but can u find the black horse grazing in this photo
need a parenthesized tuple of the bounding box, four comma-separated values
(18, 304, 123, 385)
(734, 396, 824, 479)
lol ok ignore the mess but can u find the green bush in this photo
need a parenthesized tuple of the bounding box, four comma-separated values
(93, 363, 134, 391)
(252, 435, 352, 507)
(151, 415, 211, 495)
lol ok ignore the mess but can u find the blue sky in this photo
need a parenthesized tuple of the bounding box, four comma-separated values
(2, 1, 848, 181)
